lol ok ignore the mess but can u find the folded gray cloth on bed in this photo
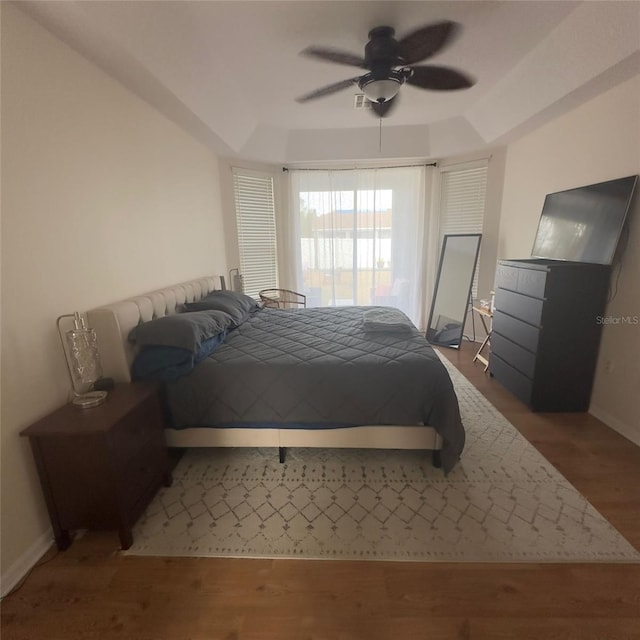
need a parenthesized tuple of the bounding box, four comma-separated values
(362, 307, 414, 333)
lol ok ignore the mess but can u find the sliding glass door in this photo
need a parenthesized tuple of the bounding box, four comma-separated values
(290, 167, 426, 323)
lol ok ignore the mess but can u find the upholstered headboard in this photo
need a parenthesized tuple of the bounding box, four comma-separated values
(86, 276, 218, 383)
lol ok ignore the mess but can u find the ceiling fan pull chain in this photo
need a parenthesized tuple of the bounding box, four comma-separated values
(379, 117, 382, 153)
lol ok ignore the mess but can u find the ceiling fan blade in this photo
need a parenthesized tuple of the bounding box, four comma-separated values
(296, 77, 360, 103)
(371, 95, 398, 118)
(397, 21, 460, 65)
(406, 65, 475, 91)
(301, 46, 366, 68)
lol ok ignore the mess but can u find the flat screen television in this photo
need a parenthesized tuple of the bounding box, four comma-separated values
(531, 175, 638, 265)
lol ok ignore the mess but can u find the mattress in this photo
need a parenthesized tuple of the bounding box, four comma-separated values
(165, 306, 465, 472)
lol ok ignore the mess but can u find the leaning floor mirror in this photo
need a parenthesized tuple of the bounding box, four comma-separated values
(426, 233, 482, 348)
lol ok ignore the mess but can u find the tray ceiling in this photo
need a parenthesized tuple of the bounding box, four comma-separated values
(19, 1, 640, 163)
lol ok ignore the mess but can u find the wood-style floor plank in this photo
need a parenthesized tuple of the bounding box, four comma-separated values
(2, 342, 639, 640)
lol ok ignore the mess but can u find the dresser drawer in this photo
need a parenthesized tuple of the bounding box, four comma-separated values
(490, 354, 533, 407)
(516, 268, 547, 298)
(491, 332, 537, 378)
(492, 310, 540, 353)
(495, 263, 518, 291)
(496, 264, 547, 298)
(494, 288, 544, 326)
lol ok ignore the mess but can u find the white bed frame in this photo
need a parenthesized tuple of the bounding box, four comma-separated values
(86, 276, 442, 455)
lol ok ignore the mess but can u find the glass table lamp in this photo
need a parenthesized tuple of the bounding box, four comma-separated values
(57, 312, 108, 408)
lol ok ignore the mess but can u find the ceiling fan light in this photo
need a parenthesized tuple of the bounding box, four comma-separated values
(361, 78, 401, 103)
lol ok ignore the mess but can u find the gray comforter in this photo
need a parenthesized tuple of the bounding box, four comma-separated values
(166, 306, 465, 472)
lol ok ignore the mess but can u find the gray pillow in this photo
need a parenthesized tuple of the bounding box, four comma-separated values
(128, 310, 234, 353)
(183, 290, 260, 325)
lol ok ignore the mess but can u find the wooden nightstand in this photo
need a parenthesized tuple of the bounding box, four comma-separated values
(21, 383, 172, 550)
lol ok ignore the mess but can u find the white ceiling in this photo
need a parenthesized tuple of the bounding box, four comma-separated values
(19, 1, 640, 164)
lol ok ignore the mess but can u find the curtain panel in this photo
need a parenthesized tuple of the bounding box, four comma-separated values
(287, 166, 436, 328)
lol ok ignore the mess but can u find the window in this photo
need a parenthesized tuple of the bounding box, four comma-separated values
(438, 165, 488, 297)
(232, 169, 278, 298)
(289, 167, 426, 324)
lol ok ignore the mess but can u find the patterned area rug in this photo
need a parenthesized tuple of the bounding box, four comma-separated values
(126, 358, 640, 562)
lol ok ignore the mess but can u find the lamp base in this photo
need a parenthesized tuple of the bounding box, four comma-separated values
(72, 391, 108, 409)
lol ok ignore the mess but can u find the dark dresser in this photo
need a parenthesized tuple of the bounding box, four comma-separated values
(490, 259, 610, 411)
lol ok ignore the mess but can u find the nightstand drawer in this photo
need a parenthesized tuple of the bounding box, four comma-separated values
(111, 394, 163, 460)
(118, 436, 167, 513)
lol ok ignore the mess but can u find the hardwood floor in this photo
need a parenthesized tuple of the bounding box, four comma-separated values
(2, 342, 639, 640)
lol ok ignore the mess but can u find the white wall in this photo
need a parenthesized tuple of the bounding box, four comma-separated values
(499, 75, 640, 444)
(0, 4, 227, 589)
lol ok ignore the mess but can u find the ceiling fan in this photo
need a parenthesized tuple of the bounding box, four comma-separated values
(296, 21, 475, 117)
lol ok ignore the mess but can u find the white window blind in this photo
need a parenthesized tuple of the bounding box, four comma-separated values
(233, 170, 278, 298)
(440, 166, 487, 234)
(439, 165, 488, 297)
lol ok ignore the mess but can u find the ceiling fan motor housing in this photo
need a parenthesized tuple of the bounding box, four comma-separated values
(364, 26, 399, 69)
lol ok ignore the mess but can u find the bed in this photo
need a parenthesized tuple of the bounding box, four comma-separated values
(87, 276, 465, 473)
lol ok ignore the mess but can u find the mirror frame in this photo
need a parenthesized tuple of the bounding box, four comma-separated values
(426, 233, 482, 348)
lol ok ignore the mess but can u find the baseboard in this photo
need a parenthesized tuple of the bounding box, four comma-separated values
(589, 404, 640, 447)
(1, 527, 53, 598)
